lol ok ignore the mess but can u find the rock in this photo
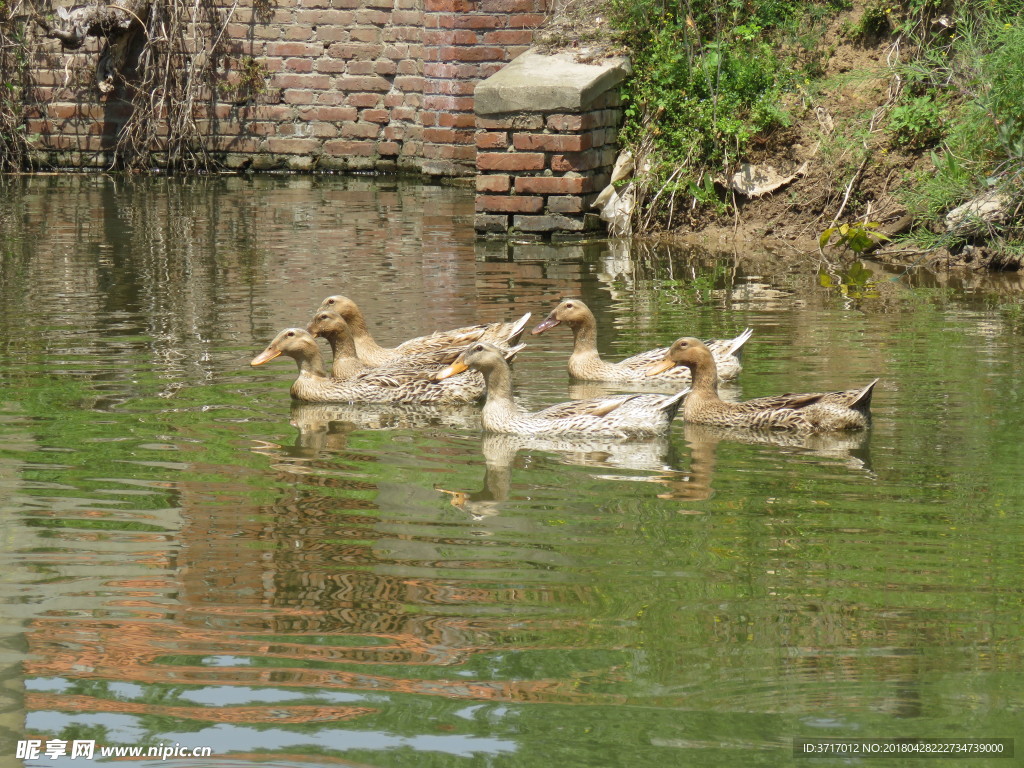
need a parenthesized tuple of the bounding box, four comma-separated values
(729, 161, 808, 198)
(944, 190, 1011, 235)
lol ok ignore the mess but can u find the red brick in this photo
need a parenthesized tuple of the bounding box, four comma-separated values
(355, 8, 391, 24)
(337, 75, 392, 92)
(266, 42, 322, 57)
(515, 176, 592, 194)
(476, 174, 510, 192)
(348, 92, 381, 107)
(477, 115, 544, 131)
(351, 27, 382, 43)
(422, 95, 474, 111)
(327, 43, 382, 59)
(439, 45, 505, 62)
(265, 137, 320, 153)
(323, 139, 376, 155)
(483, 29, 534, 45)
(425, 0, 472, 10)
(423, 127, 473, 144)
(283, 58, 315, 73)
(475, 130, 507, 149)
(477, 152, 545, 171)
(551, 150, 605, 172)
(285, 24, 315, 41)
(476, 195, 544, 213)
(299, 106, 359, 121)
(362, 108, 390, 123)
(546, 195, 587, 214)
(509, 13, 547, 26)
(438, 112, 476, 128)
(378, 141, 401, 155)
(546, 114, 583, 132)
(513, 133, 592, 152)
(342, 122, 382, 138)
(479, 0, 544, 10)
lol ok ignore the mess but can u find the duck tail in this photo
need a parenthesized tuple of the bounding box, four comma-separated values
(850, 378, 879, 410)
(504, 312, 532, 345)
(727, 327, 754, 357)
(503, 343, 527, 363)
(660, 387, 690, 417)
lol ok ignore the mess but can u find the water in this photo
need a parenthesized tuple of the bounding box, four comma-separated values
(1, 174, 1022, 767)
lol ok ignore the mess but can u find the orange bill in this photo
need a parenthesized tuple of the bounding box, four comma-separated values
(250, 347, 282, 366)
(646, 359, 676, 376)
(434, 359, 468, 380)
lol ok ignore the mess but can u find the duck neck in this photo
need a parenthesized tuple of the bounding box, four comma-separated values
(293, 346, 329, 379)
(479, 360, 520, 425)
(324, 330, 365, 379)
(345, 309, 387, 360)
(568, 312, 601, 363)
(687, 355, 720, 399)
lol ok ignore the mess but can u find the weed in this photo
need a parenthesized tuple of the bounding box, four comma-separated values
(888, 95, 944, 149)
(820, 221, 890, 253)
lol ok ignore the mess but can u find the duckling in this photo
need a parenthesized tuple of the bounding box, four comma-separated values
(436, 342, 687, 438)
(531, 298, 751, 383)
(648, 337, 877, 432)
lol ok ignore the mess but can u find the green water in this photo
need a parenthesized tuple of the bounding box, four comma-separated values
(0, 175, 1022, 767)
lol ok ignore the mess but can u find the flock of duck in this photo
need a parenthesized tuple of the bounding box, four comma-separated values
(251, 296, 878, 438)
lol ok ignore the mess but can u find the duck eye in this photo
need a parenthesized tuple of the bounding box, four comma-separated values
(565, 302, 573, 308)
(287, 331, 295, 337)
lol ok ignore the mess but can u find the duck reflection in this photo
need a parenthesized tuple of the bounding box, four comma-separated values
(250, 403, 483, 476)
(437, 432, 677, 520)
(650, 422, 874, 501)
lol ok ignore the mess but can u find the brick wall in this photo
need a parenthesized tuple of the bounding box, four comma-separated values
(26, 0, 548, 175)
(474, 90, 622, 239)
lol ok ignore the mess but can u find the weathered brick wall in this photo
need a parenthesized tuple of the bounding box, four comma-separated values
(474, 90, 622, 238)
(26, 0, 548, 175)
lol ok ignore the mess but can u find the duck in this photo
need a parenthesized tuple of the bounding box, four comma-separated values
(435, 342, 687, 438)
(531, 298, 752, 383)
(306, 310, 464, 380)
(251, 328, 522, 405)
(313, 294, 531, 367)
(648, 337, 878, 432)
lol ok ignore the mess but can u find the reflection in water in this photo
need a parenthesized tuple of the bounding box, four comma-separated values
(437, 432, 676, 521)
(2, 176, 1024, 766)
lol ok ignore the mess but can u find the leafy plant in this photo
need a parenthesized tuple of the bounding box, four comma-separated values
(819, 221, 890, 253)
(888, 95, 943, 149)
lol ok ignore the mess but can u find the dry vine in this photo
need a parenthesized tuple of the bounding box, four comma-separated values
(117, 0, 240, 170)
(0, 0, 244, 171)
(0, 0, 44, 170)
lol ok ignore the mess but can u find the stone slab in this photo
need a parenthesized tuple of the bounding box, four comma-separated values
(475, 48, 631, 116)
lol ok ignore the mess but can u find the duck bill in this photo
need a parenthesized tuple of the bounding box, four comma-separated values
(646, 359, 677, 377)
(250, 347, 282, 366)
(531, 315, 560, 335)
(434, 359, 468, 380)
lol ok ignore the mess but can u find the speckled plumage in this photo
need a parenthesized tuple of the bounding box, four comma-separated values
(436, 342, 687, 438)
(314, 294, 531, 367)
(650, 337, 877, 433)
(251, 328, 518, 405)
(532, 298, 751, 383)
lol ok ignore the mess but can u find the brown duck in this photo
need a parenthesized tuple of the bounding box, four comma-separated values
(532, 298, 752, 383)
(648, 337, 877, 432)
(436, 342, 687, 438)
(314, 294, 531, 367)
(251, 328, 521, 405)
